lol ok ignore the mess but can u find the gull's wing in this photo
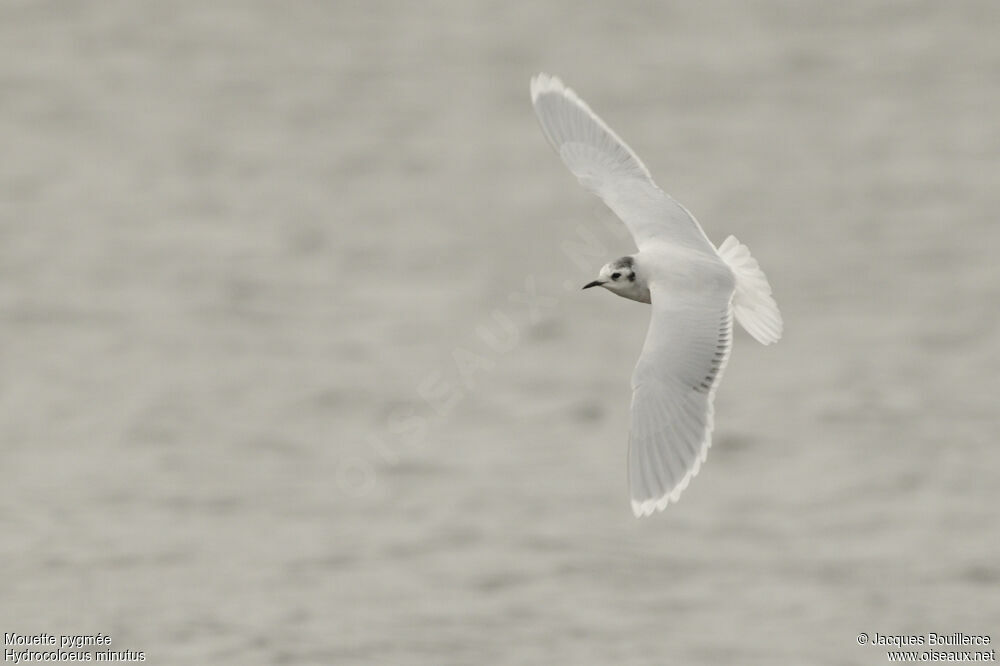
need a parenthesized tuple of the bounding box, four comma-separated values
(628, 282, 734, 516)
(531, 73, 716, 254)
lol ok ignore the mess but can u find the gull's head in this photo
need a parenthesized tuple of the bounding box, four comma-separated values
(582, 256, 650, 304)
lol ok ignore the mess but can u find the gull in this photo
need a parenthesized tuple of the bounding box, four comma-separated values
(531, 74, 783, 517)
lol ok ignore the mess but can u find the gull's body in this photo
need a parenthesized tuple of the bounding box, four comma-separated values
(531, 74, 782, 517)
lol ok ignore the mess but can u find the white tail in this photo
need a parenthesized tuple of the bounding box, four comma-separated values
(718, 235, 783, 345)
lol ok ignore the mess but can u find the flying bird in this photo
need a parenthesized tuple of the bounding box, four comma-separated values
(530, 74, 782, 517)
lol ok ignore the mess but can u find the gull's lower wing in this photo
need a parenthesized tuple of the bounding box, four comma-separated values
(531, 73, 716, 255)
(628, 283, 734, 516)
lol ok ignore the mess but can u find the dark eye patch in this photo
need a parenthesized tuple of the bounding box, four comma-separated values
(611, 272, 621, 280)
(627, 272, 636, 282)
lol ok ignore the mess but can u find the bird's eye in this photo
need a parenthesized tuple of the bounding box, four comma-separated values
(611, 272, 621, 280)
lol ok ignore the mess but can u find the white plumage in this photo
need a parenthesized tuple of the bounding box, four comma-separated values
(531, 73, 783, 517)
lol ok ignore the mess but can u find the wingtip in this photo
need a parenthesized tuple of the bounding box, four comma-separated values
(758, 327, 783, 346)
(630, 492, 673, 518)
(629, 433, 712, 518)
(631, 500, 652, 518)
(529, 72, 567, 104)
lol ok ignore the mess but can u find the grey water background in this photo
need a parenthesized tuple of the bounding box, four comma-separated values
(2, 2, 999, 664)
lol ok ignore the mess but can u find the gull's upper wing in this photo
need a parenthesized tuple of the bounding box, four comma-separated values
(531, 73, 717, 254)
(628, 281, 734, 516)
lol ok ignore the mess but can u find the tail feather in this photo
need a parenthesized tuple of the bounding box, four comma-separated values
(718, 235, 783, 345)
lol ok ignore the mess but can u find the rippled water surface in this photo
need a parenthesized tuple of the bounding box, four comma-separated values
(2, 2, 998, 664)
